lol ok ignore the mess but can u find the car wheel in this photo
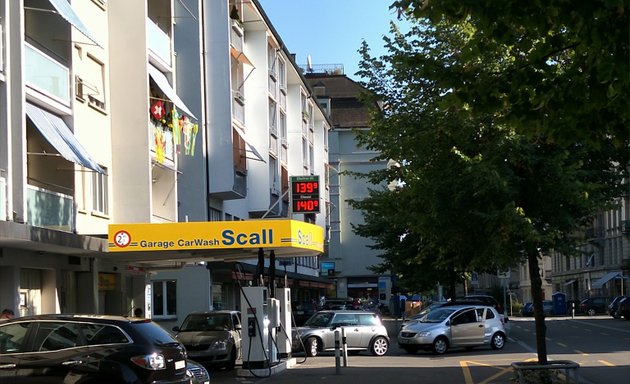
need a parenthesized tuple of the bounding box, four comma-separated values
(370, 336, 389, 356)
(491, 332, 506, 350)
(587, 308, 596, 316)
(432, 336, 449, 355)
(225, 348, 237, 370)
(305, 337, 319, 357)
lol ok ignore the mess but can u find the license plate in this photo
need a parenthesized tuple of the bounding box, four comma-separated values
(175, 360, 185, 370)
(399, 339, 410, 344)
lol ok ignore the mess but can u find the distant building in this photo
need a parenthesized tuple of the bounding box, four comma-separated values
(303, 70, 394, 305)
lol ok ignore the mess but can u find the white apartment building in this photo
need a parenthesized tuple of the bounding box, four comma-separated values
(0, 0, 331, 321)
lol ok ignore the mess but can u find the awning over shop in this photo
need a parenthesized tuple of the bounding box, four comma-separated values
(48, 0, 100, 46)
(25, 102, 105, 174)
(107, 219, 324, 260)
(592, 271, 622, 289)
(234, 125, 265, 163)
(148, 65, 197, 119)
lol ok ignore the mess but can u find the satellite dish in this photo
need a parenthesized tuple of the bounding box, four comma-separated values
(306, 54, 313, 72)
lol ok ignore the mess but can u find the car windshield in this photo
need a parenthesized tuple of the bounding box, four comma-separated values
(304, 312, 334, 327)
(416, 307, 457, 323)
(181, 314, 231, 332)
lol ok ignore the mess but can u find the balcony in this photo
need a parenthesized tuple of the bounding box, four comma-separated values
(27, 185, 74, 232)
(24, 42, 70, 105)
(230, 19, 244, 53)
(147, 18, 171, 66)
(150, 120, 175, 163)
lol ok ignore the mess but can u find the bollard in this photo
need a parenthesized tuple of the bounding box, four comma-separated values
(334, 329, 341, 374)
(341, 327, 348, 367)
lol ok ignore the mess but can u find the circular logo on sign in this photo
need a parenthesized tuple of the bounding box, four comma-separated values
(113, 230, 131, 248)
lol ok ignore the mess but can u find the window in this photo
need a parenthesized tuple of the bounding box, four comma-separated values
(84, 324, 129, 345)
(209, 208, 222, 221)
(35, 322, 82, 351)
(0, 323, 30, 353)
(84, 54, 106, 110)
(92, 167, 108, 215)
(152, 280, 177, 317)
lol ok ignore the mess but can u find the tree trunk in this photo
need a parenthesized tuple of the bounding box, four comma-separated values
(527, 247, 548, 364)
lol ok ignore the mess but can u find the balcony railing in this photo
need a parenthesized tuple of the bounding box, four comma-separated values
(27, 185, 74, 232)
(24, 42, 70, 104)
(147, 18, 171, 66)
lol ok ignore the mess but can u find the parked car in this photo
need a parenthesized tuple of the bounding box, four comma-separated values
(398, 305, 507, 355)
(173, 311, 241, 370)
(0, 314, 189, 383)
(615, 297, 630, 320)
(579, 296, 612, 316)
(320, 297, 358, 310)
(293, 310, 389, 357)
(293, 300, 319, 326)
(186, 360, 211, 384)
(608, 296, 627, 319)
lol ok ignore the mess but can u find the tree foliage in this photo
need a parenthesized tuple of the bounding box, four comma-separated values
(351, 1, 629, 363)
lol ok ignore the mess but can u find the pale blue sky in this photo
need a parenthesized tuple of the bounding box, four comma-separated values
(257, 0, 405, 81)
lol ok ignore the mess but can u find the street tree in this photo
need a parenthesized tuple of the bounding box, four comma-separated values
(351, 5, 629, 365)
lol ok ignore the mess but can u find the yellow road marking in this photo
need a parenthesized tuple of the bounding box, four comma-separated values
(478, 367, 513, 384)
(598, 360, 615, 367)
(460, 360, 474, 384)
(557, 342, 567, 347)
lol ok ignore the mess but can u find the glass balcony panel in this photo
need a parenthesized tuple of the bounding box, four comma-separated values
(147, 18, 171, 66)
(27, 185, 74, 232)
(24, 43, 70, 104)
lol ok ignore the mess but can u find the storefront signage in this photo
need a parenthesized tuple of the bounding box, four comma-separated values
(108, 219, 324, 253)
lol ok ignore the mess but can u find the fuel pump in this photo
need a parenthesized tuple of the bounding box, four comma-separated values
(267, 298, 280, 365)
(240, 286, 270, 369)
(275, 287, 292, 357)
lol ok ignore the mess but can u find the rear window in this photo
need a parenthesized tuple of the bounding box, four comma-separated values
(132, 321, 179, 345)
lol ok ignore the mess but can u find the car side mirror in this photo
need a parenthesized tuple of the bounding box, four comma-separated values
(172, 326, 180, 332)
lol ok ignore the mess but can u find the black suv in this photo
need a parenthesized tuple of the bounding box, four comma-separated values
(0, 314, 189, 383)
(579, 297, 612, 316)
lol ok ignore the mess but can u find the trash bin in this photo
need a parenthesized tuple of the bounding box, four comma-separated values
(552, 292, 567, 316)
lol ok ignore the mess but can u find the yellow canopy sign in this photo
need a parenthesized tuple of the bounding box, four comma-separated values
(108, 219, 324, 254)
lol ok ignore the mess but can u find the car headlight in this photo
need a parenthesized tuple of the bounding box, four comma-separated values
(416, 331, 431, 337)
(209, 340, 228, 351)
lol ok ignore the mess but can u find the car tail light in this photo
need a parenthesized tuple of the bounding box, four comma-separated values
(131, 353, 166, 370)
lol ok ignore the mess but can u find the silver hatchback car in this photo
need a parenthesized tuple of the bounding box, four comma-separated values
(398, 305, 506, 354)
(293, 310, 389, 357)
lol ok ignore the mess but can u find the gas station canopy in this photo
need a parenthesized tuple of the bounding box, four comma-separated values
(107, 219, 324, 264)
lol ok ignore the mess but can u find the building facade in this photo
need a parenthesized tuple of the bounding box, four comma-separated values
(0, 0, 331, 322)
(303, 70, 393, 306)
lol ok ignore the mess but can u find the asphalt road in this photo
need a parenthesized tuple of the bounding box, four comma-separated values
(207, 316, 630, 384)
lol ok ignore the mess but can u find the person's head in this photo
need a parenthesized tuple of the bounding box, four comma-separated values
(1, 308, 15, 319)
(133, 308, 143, 317)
